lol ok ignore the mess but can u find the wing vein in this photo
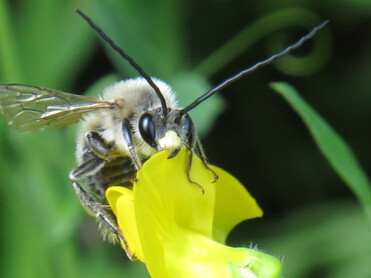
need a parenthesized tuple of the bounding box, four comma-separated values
(0, 84, 114, 131)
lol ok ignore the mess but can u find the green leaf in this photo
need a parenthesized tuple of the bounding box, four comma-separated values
(271, 81, 371, 221)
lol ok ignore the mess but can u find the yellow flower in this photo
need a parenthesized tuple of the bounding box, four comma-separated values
(106, 149, 282, 278)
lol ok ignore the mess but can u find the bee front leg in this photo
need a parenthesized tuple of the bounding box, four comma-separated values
(69, 157, 135, 261)
(122, 119, 142, 170)
(185, 132, 205, 193)
(186, 150, 205, 194)
(186, 140, 219, 193)
(195, 140, 219, 183)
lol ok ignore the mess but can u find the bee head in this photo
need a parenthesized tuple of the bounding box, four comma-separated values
(138, 108, 194, 156)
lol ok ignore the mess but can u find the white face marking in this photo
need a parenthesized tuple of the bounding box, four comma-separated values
(158, 130, 182, 151)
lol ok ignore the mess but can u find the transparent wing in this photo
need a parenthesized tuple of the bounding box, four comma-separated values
(0, 84, 114, 132)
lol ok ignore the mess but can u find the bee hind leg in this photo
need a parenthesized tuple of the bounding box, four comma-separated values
(69, 158, 135, 260)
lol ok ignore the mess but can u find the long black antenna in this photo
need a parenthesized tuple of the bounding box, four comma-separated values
(75, 9, 168, 116)
(180, 20, 329, 115)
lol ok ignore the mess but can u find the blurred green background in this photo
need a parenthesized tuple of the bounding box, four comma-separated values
(0, 0, 370, 277)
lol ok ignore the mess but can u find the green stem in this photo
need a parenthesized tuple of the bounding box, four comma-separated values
(195, 7, 324, 78)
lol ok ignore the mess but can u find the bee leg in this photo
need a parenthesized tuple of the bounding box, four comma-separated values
(69, 158, 135, 261)
(86, 132, 137, 188)
(184, 130, 207, 192)
(195, 141, 219, 183)
(122, 119, 142, 170)
(185, 140, 219, 193)
(86, 131, 138, 184)
(186, 150, 205, 194)
(86, 131, 114, 160)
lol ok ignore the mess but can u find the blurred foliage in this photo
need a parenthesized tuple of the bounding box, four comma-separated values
(0, 0, 370, 277)
(271, 82, 371, 221)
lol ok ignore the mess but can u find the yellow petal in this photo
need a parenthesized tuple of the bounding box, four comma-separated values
(133, 149, 217, 277)
(165, 226, 282, 278)
(165, 227, 231, 278)
(106, 186, 144, 261)
(107, 149, 268, 277)
(211, 165, 263, 243)
(135, 149, 216, 236)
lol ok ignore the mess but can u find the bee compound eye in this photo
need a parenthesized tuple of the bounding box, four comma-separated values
(139, 113, 156, 147)
(182, 114, 193, 134)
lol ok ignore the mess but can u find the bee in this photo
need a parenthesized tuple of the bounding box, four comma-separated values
(0, 9, 328, 260)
